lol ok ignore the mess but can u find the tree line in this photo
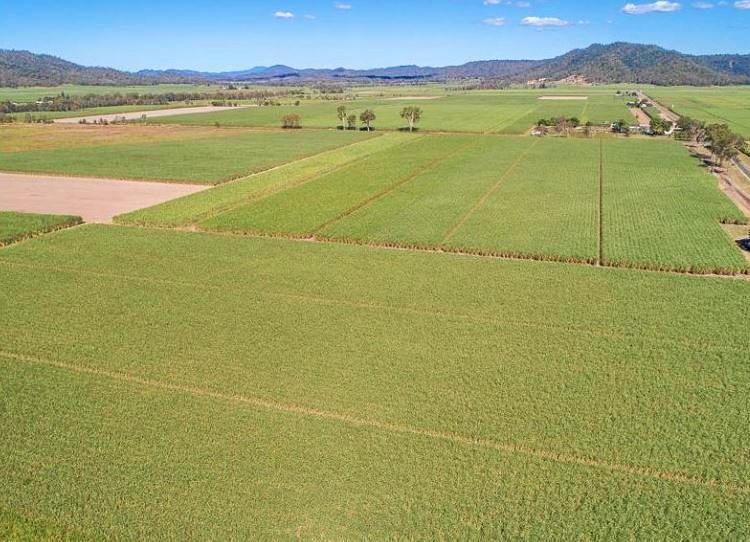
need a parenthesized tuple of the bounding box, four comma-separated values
(676, 117, 748, 165)
(1, 89, 291, 115)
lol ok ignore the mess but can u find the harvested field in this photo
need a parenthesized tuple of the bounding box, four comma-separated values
(0, 172, 208, 223)
(1, 225, 748, 538)
(54, 105, 250, 124)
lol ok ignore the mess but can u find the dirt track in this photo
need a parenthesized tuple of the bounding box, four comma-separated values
(629, 106, 651, 126)
(0, 172, 207, 223)
(54, 105, 251, 124)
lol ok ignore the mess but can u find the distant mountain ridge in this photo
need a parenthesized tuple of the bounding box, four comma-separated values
(2, 43, 750, 88)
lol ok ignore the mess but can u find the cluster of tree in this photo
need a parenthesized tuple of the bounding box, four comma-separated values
(281, 114, 301, 129)
(0, 90, 290, 115)
(676, 117, 746, 164)
(705, 124, 746, 165)
(335, 106, 378, 131)
(536, 116, 581, 136)
(649, 117, 672, 136)
(335, 105, 423, 132)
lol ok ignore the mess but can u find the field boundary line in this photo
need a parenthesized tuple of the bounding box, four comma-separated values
(111, 220, 750, 278)
(2, 349, 748, 495)
(194, 134, 428, 225)
(310, 137, 482, 235)
(440, 138, 540, 244)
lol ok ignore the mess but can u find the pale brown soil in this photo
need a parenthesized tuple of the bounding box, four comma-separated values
(0, 172, 207, 223)
(537, 96, 588, 101)
(629, 106, 651, 126)
(54, 105, 252, 124)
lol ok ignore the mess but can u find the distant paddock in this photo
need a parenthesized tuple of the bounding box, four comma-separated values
(384, 96, 443, 101)
(537, 96, 589, 101)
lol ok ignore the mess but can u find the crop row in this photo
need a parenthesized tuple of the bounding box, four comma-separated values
(115, 133, 415, 226)
(197, 135, 746, 273)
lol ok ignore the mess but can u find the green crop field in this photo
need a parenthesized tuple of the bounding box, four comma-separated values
(0, 129, 372, 184)
(3, 79, 750, 538)
(646, 86, 750, 138)
(117, 132, 416, 226)
(0, 212, 81, 246)
(181, 134, 746, 272)
(1, 225, 749, 538)
(154, 89, 631, 134)
(603, 138, 746, 270)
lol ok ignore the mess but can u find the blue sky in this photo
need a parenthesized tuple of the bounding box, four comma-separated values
(1, 0, 749, 71)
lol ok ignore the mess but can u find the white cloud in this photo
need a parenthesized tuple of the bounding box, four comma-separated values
(622, 1, 681, 14)
(483, 17, 506, 25)
(273, 10, 294, 18)
(521, 16, 570, 27)
(334, 2, 352, 9)
(692, 1, 714, 7)
(736, 0, 750, 8)
(484, 0, 530, 5)
(304, 14, 317, 19)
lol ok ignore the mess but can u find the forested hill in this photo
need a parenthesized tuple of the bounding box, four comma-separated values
(0, 50, 190, 87)
(514, 43, 750, 86)
(2, 43, 750, 87)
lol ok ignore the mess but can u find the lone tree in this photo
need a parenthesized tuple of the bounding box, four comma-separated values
(346, 114, 357, 130)
(400, 106, 423, 132)
(281, 114, 301, 129)
(360, 109, 376, 131)
(336, 105, 348, 130)
(704, 123, 744, 166)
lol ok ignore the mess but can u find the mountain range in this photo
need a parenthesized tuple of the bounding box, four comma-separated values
(2, 42, 750, 88)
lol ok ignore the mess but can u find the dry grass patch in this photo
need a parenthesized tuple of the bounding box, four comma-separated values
(0, 123, 256, 153)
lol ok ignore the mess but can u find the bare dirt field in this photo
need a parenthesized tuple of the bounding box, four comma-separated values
(0, 172, 207, 223)
(54, 105, 252, 124)
(537, 96, 588, 100)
